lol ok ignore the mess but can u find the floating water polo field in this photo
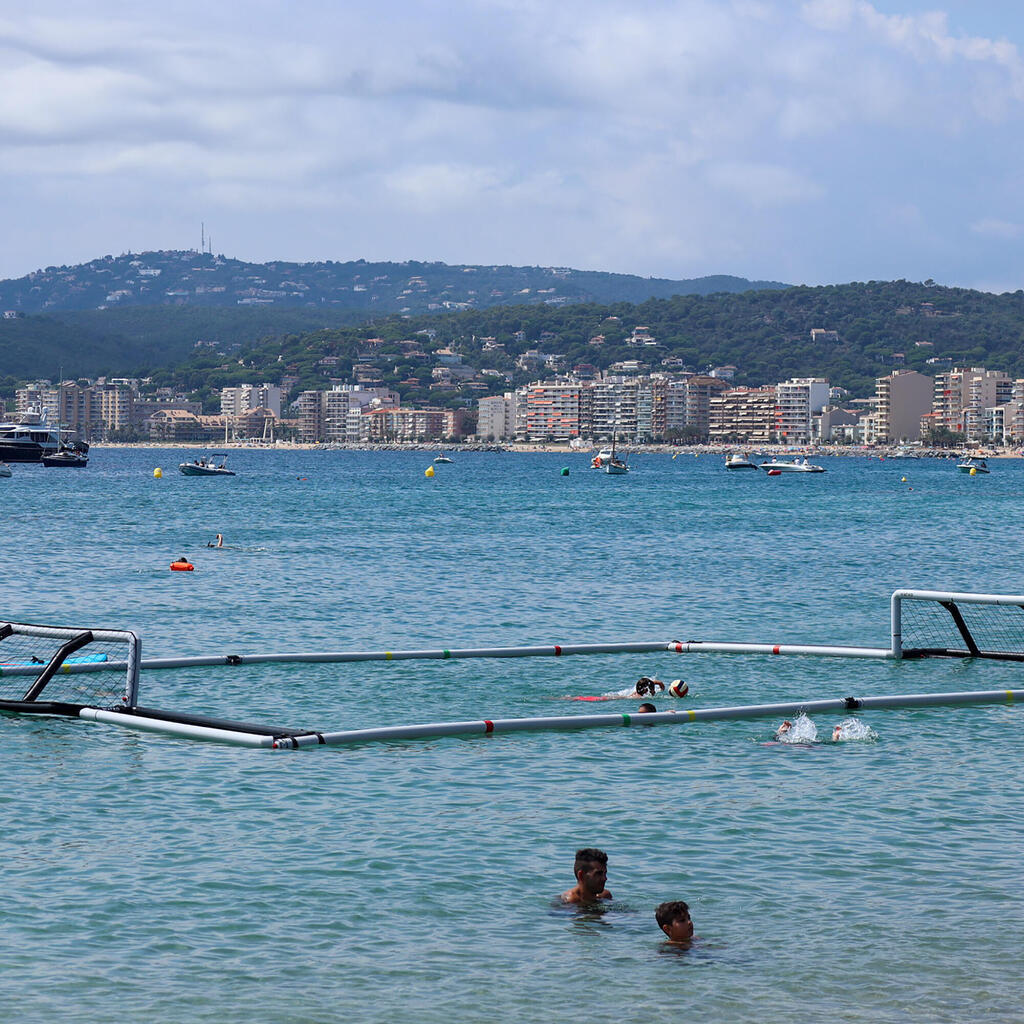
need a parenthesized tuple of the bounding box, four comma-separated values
(1, 589, 1023, 749)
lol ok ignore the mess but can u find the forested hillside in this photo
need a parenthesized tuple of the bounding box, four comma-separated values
(150, 279, 1024, 408)
(4, 278, 1024, 408)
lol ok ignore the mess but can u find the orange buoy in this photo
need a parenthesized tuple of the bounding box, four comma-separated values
(170, 559, 194, 572)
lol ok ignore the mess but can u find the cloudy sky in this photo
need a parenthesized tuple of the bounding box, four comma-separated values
(2, 0, 1023, 289)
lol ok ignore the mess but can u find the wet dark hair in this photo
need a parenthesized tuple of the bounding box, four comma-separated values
(574, 848, 608, 876)
(655, 900, 690, 927)
(637, 702, 656, 713)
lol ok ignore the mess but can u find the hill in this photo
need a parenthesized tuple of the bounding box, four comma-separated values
(0, 250, 786, 383)
(151, 279, 1024, 410)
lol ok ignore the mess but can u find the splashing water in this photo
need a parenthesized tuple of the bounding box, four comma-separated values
(831, 718, 877, 742)
(775, 712, 818, 743)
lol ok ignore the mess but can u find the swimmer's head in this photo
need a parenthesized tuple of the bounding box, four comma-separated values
(635, 677, 653, 696)
(655, 900, 693, 944)
(637, 702, 656, 713)
(776, 720, 792, 735)
(669, 679, 689, 698)
(832, 724, 842, 742)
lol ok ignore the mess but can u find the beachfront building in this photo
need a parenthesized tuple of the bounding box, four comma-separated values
(296, 385, 400, 442)
(708, 386, 777, 444)
(775, 378, 830, 444)
(521, 382, 583, 440)
(477, 393, 515, 440)
(221, 383, 282, 420)
(932, 367, 1013, 440)
(871, 369, 934, 443)
(357, 406, 466, 442)
(589, 378, 638, 440)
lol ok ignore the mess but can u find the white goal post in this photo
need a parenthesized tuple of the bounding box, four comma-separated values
(0, 621, 140, 712)
(891, 589, 1024, 661)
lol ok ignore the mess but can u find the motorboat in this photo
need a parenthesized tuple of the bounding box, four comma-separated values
(0, 461, 11, 477)
(41, 447, 88, 468)
(433, 453, 454, 464)
(958, 457, 990, 474)
(760, 456, 826, 473)
(725, 453, 758, 470)
(591, 446, 614, 468)
(179, 454, 236, 477)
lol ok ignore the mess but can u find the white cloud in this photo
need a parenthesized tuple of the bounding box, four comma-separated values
(970, 218, 1024, 240)
(0, 1, 1022, 286)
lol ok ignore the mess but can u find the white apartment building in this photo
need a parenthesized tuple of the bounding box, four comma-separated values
(477, 393, 515, 440)
(221, 383, 282, 419)
(775, 378, 830, 444)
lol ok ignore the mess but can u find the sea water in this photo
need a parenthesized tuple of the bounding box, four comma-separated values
(2, 449, 1023, 1023)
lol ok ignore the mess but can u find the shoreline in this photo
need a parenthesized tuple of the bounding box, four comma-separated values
(92, 440, 1022, 458)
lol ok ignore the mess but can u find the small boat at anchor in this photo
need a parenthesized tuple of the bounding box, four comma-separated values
(41, 446, 89, 468)
(433, 453, 454, 464)
(179, 454, 236, 477)
(725, 453, 759, 470)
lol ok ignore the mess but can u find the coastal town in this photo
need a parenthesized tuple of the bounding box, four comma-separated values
(4, 344, 1022, 453)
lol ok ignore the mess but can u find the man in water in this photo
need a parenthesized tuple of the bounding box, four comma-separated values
(655, 901, 694, 945)
(561, 848, 612, 904)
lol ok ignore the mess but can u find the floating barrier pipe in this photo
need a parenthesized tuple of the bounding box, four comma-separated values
(270, 688, 1023, 750)
(0, 637, 898, 679)
(667, 641, 892, 659)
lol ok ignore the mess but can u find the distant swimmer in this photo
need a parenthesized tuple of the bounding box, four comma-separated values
(206, 533, 223, 548)
(561, 848, 612, 905)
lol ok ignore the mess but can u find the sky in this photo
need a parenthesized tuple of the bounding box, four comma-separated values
(2, 0, 1024, 291)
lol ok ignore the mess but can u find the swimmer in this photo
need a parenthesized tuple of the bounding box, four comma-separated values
(561, 848, 612, 905)
(637, 702, 657, 713)
(633, 677, 666, 697)
(655, 900, 694, 946)
(776, 720, 793, 737)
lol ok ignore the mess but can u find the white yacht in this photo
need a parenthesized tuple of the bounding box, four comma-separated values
(725, 453, 759, 470)
(760, 456, 826, 474)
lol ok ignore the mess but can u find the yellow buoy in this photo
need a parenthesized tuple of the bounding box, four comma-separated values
(901, 476, 906, 483)
(969, 467, 977, 476)
(153, 467, 163, 478)
(425, 465, 435, 478)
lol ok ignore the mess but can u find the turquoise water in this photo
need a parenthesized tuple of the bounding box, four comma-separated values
(2, 449, 1023, 1023)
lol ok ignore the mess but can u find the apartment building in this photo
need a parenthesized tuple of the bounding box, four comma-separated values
(358, 406, 465, 442)
(708, 386, 777, 444)
(522, 382, 582, 440)
(296, 384, 400, 442)
(871, 369, 934, 443)
(220, 383, 282, 419)
(775, 378, 830, 444)
(933, 367, 1012, 439)
(477, 393, 515, 440)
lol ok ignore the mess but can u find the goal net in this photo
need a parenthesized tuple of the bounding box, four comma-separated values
(892, 590, 1024, 661)
(0, 621, 140, 713)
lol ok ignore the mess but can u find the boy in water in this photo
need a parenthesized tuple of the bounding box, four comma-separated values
(655, 900, 694, 945)
(561, 848, 612, 904)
